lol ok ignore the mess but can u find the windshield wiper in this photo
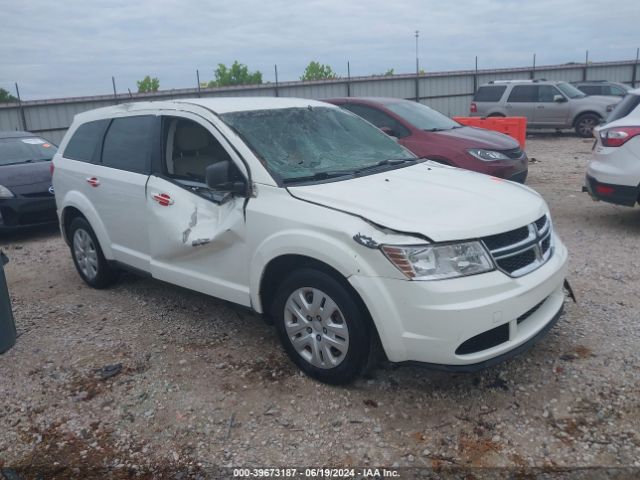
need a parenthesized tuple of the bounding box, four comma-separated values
(353, 157, 417, 176)
(282, 170, 353, 185)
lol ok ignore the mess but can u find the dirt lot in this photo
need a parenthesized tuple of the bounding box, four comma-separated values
(1, 134, 639, 478)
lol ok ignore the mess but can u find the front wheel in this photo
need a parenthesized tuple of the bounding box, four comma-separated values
(574, 113, 600, 138)
(271, 269, 371, 384)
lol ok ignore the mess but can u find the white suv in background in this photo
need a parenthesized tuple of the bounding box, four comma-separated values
(586, 88, 640, 206)
(52, 98, 568, 384)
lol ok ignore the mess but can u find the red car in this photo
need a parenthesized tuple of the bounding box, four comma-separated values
(326, 97, 528, 183)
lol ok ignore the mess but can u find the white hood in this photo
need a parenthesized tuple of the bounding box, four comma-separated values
(288, 162, 547, 242)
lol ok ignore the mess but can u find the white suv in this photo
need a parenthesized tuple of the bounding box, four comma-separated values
(586, 88, 640, 206)
(53, 98, 568, 384)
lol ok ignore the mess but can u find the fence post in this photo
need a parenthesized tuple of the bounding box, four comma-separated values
(347, 62, 351, 97)
(473, 56, 478, 94)
(112, 76, 119, 104)
(274, 65, 279, 97)
(583, 50, 589, 81)
(530, 53, 536, 80)
(633, 48, 639, 88)
(196, 69, 201, 97)
(14, 83, 27, 131)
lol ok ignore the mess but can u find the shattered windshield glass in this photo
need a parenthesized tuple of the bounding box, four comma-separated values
(220, 106, 416, 184)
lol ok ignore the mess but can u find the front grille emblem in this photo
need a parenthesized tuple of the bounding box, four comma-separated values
(483, 215, 553, 277)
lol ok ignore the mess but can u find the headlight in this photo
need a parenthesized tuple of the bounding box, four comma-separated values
(0, 185, 14, 199)
(382, 241, 494, 280)
(467, 149, 510, 161)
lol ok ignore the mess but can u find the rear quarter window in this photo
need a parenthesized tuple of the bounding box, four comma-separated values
(606, 94, 640, 123)
(101, 116, 155, 174)
(473, 86, 507, 102)
(63, 119, 109, 162)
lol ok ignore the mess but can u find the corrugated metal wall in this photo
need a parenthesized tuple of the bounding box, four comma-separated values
(1, 59, 638, 145)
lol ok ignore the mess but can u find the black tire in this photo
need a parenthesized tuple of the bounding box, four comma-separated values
(487, 113, 505, 117)
(68, 217, 118, 289)
(574, 113, 600, 138)
(271, 268, 372, 384)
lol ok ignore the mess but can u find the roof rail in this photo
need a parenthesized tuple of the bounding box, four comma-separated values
(487, 78, 548, 85)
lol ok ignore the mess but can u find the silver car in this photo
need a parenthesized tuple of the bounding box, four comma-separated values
(470, 80, 620, 137)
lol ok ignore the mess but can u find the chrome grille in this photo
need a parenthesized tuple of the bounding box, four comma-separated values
(482, 215, 553, 277)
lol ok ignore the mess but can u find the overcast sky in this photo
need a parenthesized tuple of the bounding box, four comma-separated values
(1, 0, 639, 100)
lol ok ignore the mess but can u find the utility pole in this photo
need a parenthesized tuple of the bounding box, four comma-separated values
(274, 65, 279, 97)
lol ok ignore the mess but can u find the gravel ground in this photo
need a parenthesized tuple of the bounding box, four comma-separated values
(1, 134, 639, 479)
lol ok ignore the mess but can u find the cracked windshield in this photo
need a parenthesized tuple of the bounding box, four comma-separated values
(221, 106, 416, 184)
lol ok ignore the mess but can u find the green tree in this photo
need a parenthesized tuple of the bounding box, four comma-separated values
(384, 68, 394, 76)
(136, 76, 160, 93)
(205, 61, 262, 87)
(300, 61, 337, 81)
(0, 88, 18, 103)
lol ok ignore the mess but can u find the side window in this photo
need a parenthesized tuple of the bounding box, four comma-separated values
(162, 117, 235, 183)
(507, 85, 538, 103)
(579, 85, 601, 95)
(538, 85, 562, 102)
(341, 104, 410, 138)
(473, 86, 507, 102)
(101, 116, 154, 173)
(63, 119, 109, 162)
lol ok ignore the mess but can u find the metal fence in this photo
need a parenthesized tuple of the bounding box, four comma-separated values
(1, 58, 639, 145)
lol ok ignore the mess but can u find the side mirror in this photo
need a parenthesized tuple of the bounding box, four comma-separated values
(205, 160, 246, 195)
(553, 95, 567, 103)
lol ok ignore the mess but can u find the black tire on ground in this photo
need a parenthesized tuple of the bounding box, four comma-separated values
(574, 113, 601, 138)
(271, 268, 372, 384)
(68, 217, 119, 289)
(487, 113, 505, 117)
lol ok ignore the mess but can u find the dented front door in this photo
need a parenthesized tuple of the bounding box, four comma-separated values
(146, 176, 250, 306)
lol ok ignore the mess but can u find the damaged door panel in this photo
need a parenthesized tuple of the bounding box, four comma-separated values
(146, 175, 250, 307)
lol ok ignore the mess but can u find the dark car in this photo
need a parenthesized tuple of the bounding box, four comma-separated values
(0, 131, 57, 231)
(326, 97, 528, 183)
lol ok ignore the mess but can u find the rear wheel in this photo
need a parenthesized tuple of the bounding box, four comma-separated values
(271, 268, 371, 384)
(68, 217, 118, 289)
(574, 113, 600, 138)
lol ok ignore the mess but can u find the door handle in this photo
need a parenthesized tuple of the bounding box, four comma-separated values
(86, 177, 100, 187)
(505, 104, 512, 109)
(152, 193, 174, 206)
(536, 105, 545, 109)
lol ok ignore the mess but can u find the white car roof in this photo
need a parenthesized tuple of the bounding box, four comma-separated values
(73, 97, 336, 123)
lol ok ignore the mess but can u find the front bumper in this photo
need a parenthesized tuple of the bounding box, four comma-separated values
(349, 235, 568, 367)
(0, 196, 57, 231)
(482, 157, 529, 184)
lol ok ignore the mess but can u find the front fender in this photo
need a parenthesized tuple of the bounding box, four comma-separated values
(250, 229, 379, 313)
(60, 190, 114, 259)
